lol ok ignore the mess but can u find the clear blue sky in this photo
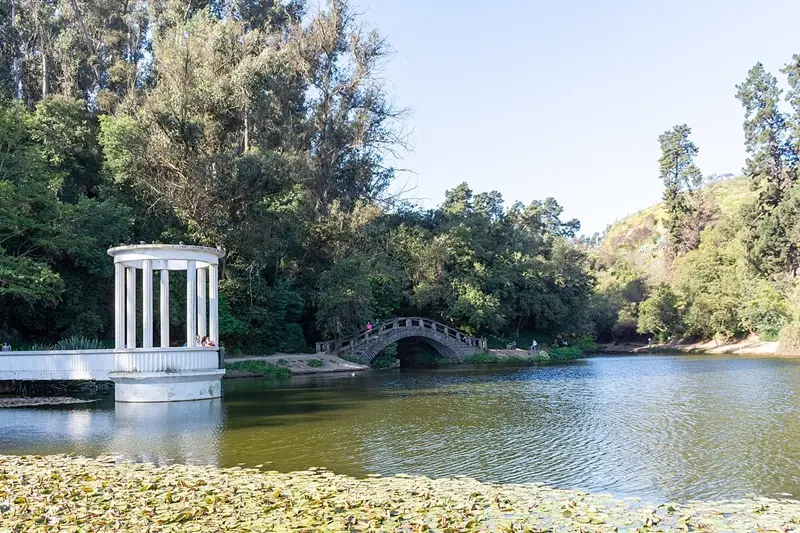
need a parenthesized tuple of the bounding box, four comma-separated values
(355, 0, 800, 234)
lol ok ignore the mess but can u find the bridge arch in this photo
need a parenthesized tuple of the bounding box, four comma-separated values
(316, 318, 486, 366)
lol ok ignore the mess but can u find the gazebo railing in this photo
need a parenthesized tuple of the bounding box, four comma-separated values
(0, 347, 219, 381)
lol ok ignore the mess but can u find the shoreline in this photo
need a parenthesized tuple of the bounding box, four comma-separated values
(0, 397, 99, 408)
(595, 337, 789, 358)
(2, 454, 799, 532)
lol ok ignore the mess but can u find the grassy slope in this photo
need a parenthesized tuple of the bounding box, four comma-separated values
(599, 176, 753, 280)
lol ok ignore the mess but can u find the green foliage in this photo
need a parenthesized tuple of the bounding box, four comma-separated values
(572, 335, 598, 353)
(0, 101, 64, 303)
(225, 360, 291, 379)
(221, 276, 308, 354)
(218, 295, 249, 339)
(463, 353, 534, 365)
(25, 343, 56, 351)
(371, 344, 399, 369)
(307, 358, 324, 368)
(487, 331, 549, 350)
(637, 285, 682, 341)
(54, 336, 108, 350)
(658, 124, 703, 255)
(740, 280, 789, 339)
(672, 224, 743, 339)
(736, 63, 800, 276)
(314, 255, 376, 339)
(463, 353, 500, 364)
(0, 0, 649, 352)
(549, 346, 583, 360)
(778, 321, 800, 356)
(463, 347, 582, 365)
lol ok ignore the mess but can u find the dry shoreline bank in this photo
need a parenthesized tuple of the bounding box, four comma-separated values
(2, 454, 799, 532)
(596, 336, 786, 358)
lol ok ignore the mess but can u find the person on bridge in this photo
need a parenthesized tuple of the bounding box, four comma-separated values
(1, 342, 10, 352)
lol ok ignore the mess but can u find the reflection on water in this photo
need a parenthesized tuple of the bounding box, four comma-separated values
(0, 399, 223, 466)
(3, 356, 800, 501)
(112, 400, 223, 466)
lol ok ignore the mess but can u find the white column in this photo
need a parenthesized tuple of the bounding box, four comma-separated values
(160, 269, 170, 348)
(186, 260, 197, 347)
(209, 264, 219, 344)
(142, 259, 153, 348)
(197, 268, 207, 338)
(114, 262, 125, 350)
(126, 267, 136, 348)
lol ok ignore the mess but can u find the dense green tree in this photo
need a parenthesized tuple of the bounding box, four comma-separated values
(637, 284, 682, 341)
(0, 100, 132, 341)
(673, 224, 744, 339)
(0, 0, 641, 353)
(736, 63, 799, 276)
(0, 101, 63, 303)
(314, 254, 375, 338)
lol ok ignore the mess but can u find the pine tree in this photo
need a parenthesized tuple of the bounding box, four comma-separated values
(736, 63, 799, 275)
(657, 124, 702, 256)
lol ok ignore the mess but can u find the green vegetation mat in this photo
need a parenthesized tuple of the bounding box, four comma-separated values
(2, 454, 798, 532)
(225, 360, 291, 379)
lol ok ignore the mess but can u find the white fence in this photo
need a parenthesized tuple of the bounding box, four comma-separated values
(0, 348, 220, 381)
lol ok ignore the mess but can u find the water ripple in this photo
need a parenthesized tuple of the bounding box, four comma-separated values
(4, 356, 800, 501)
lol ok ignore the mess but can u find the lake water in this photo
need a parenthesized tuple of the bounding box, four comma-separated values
(3, 355, 800, 502)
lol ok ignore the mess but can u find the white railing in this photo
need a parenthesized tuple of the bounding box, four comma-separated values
(315, 317, 487, 354)
(0, 347, 220, 381)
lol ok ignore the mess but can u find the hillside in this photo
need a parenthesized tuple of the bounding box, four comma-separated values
(598, 176, 753, 283)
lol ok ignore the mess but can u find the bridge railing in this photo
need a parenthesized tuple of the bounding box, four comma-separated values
(315, 317, 487, 354)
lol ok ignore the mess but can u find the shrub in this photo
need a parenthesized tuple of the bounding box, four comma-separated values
(761, 329, 781, 342)
(225, 360, 291, 379)
(54, 336, 107, 350)
(27, 343, 55, 351)
(464, 353, 542, 366)
(779, 321, 800, 356)
(549, 346, 583, 360)
(371, 353, 399, 369)
(307, 358, 324, 368)
(464, 353, 500, 364)
(740, 280, 789, 341)
(637, 284, 682, 339)
(572, 334, 598, 353)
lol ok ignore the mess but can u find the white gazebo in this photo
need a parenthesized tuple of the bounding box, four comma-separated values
(106, 244, 226, 402)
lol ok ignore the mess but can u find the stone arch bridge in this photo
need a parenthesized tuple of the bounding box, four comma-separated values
(315, 317, 487, 365)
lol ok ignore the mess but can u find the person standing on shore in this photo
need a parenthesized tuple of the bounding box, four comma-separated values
(530, 339, 538, 353)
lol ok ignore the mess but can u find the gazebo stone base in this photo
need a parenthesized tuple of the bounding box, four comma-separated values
(109, 369, 225, 403)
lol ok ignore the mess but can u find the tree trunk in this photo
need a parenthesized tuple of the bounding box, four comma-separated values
(41, 45, 47, 98)
(11, 0, 22, 99)
(243, 110, 249, 152)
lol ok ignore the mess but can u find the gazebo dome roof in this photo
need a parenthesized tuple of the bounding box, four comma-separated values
(108, 244, 223, 270)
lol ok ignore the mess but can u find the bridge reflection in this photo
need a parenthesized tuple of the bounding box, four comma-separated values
(0, 400, 224, 466)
